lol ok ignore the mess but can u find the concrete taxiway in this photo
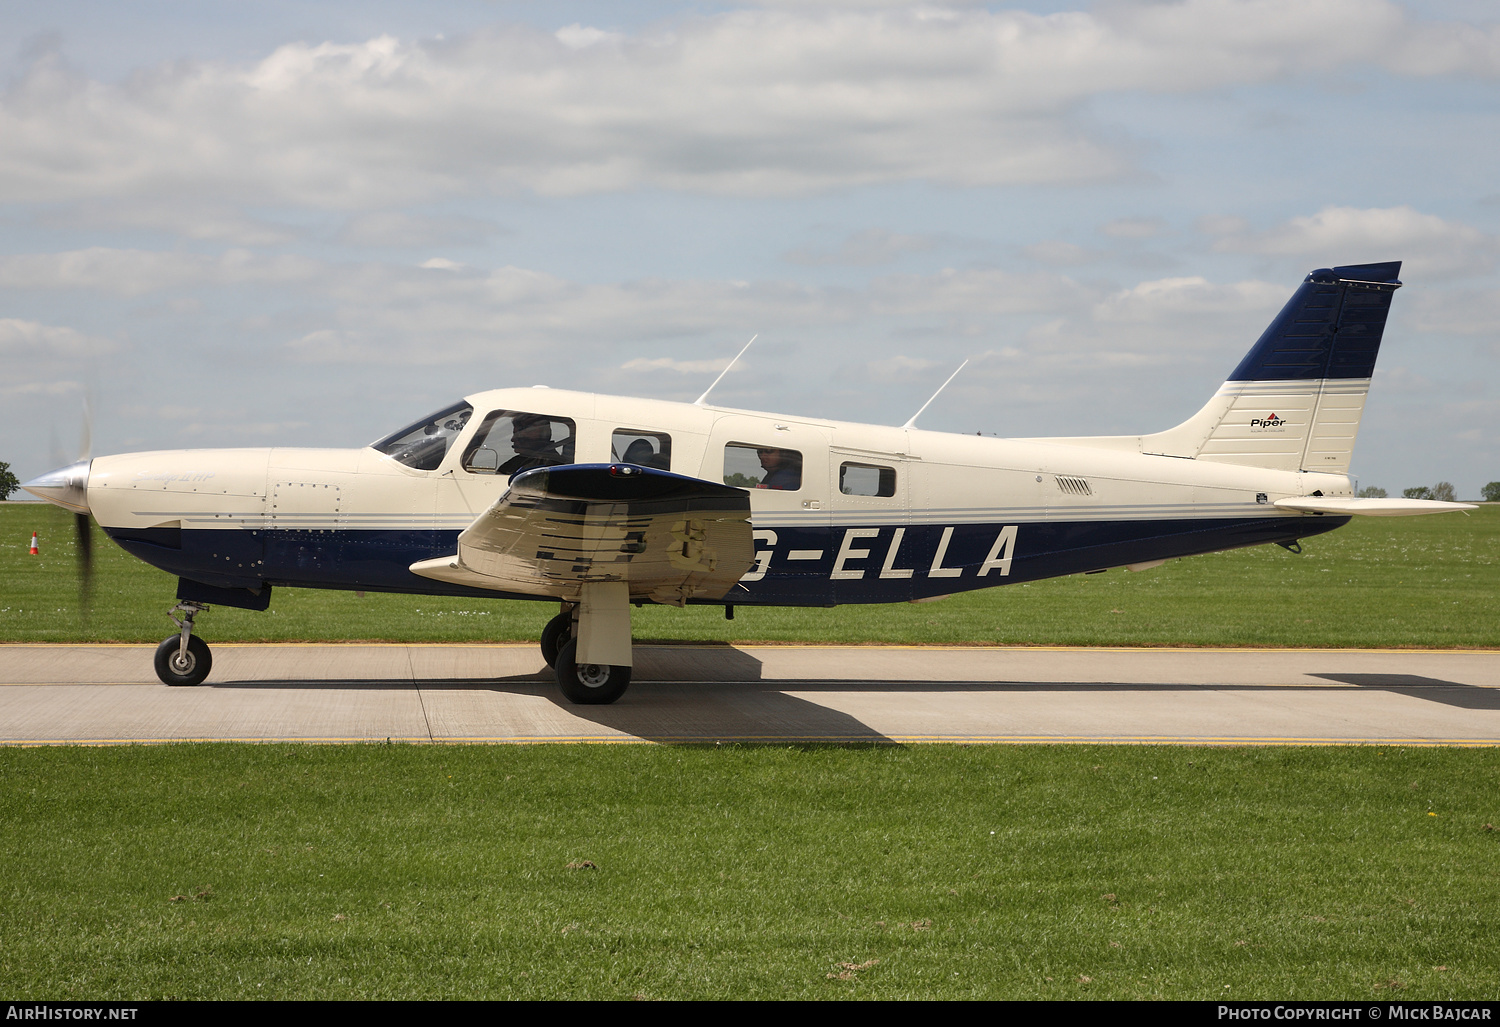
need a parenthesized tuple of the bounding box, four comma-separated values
(2, 643, 1497, 746)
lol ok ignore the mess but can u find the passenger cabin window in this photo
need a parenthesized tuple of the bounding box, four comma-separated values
(839, 461, 897, 497)
(724, 442, 802, 491)
(371, 402, 473, 471)
(461, 410, 576, 475)
(612, 429, 671, 470)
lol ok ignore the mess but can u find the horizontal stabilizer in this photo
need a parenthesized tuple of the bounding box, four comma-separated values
(1273, 497, 1476, 517)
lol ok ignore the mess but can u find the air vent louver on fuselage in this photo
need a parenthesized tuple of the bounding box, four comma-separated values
(1054, 475, 1093, 496)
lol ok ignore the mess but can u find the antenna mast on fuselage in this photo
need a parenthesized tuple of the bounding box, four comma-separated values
(694, 334, 758, 406)
(901, 359, 969, 430)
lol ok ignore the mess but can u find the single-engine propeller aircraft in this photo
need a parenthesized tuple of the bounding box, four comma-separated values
(24, 261, 1475, 703)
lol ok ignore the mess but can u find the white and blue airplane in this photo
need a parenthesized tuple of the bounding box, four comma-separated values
(24, 260, 1474, 703)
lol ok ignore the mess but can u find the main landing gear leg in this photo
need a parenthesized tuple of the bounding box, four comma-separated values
(555, 583, 632, 705)
(154, 601, 213, 686)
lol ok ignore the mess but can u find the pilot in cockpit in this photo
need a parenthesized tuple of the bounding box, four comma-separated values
(498, 414, 571, 475)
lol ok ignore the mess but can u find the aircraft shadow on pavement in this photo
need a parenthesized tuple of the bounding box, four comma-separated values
(543, 683, 896, 744)
(200, 648, 1497, 719)
(203, 649, 1498, 708)
(1308, 673, 1500, 710)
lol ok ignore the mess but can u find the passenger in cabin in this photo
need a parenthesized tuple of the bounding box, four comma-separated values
(756, 447, 801, 490)
(622, 439, 656, 466)
(499, 414, 571, 475)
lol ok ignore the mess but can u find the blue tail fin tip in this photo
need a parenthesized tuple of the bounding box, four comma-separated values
(1228, 261, 1403, 382)
(1318, 261, 1402, 285)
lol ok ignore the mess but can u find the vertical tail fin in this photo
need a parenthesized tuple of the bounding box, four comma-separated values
(1142, 261, 1402, 472)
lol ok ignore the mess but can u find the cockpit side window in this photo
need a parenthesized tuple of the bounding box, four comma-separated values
(612, 429, 671, 471)
(461, 410, 576, 475)
(371, 402, 473, 471)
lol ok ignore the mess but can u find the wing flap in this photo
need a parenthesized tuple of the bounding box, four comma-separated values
(411, 464, 754, 603)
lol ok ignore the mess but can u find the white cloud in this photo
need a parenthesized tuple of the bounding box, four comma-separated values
(1022, 240, 1103, 266)
(0, 246, 1308, 371)
(337, 211, 502, 248)
(869, 268, 1091, 316)
(0, 379, 85, 399)
(867, 354, 938, 381)
(620, 356, 733, 374)
(1101, 217, 1166, 239)
(37, 201, 299, 246)
(1212, 206, 1499, 277)
(1408, 286, 1500, 338)
(2, 3, 1495, 205)
(784, 228, 938, 266)
(1, 240, 1486, 441)
(0, 318, 114, 356)
(284, 329, 372, 364)
(1094, 276, 1288, 322)
(554, 24, 620, 50)
(0, 248, 326, 296)
(1195, 214, 1251, 237)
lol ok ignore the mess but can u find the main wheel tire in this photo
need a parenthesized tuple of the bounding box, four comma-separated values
(154, 634, 212, 686)
(540, 611, 573, 668)
(554, 637, 630, 705)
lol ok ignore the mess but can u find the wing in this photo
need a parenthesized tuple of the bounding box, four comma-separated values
(410, 464, 754, 605)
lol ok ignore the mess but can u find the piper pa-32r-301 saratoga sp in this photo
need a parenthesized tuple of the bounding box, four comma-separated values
(24, 260, 1476, 704)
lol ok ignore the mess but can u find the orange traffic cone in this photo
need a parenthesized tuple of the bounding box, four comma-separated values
(29, 532, 39, 555)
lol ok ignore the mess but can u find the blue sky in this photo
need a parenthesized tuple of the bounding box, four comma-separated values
(2, 0, 1497, 496)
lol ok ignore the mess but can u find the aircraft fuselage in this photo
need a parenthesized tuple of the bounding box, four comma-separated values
(86, 387, 1350, 608)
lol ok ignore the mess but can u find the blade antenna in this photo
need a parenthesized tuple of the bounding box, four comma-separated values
(694, 334, 758, 407)
(902, 359, 969, 429)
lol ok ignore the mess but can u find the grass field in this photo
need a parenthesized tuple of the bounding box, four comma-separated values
(2, 743, 1498, 1001)
(4, 503, 1499, 1001)
(2, 500, 1496, 647)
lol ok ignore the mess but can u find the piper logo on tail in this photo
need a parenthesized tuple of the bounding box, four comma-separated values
(1249, 413, 1287, 431)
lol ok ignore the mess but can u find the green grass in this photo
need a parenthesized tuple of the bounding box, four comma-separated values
(2, 743, 1497, 1000)
(3, 501, 1496, 647)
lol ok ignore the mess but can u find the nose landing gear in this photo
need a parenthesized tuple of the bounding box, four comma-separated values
(154, 601, 212, 686)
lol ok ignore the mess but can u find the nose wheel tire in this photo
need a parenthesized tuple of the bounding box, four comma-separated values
(540, 611, 573, 668)
(154, 635, 212, 686)
(555, 638, 630, 705)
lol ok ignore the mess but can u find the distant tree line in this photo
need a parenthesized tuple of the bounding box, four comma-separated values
(0, 462, 18, 501)
(1404, 482, 1458, 502)
(1358, 481, 1500, 501)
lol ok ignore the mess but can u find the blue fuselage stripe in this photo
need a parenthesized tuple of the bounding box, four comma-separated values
(104, 514, 1347, 607)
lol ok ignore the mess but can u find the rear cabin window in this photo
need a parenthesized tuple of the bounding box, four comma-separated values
(461, 410, 576, 475)
(839, 461, 897, 497)
(724, 442, 802, 491)
(612, 429, 671, 470)
(371, 401, 473, 471)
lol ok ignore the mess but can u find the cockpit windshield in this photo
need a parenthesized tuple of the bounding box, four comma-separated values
(370, 401, 473, 470)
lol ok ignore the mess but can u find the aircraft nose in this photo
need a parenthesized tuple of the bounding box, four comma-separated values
(22, 459, 92, 514)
